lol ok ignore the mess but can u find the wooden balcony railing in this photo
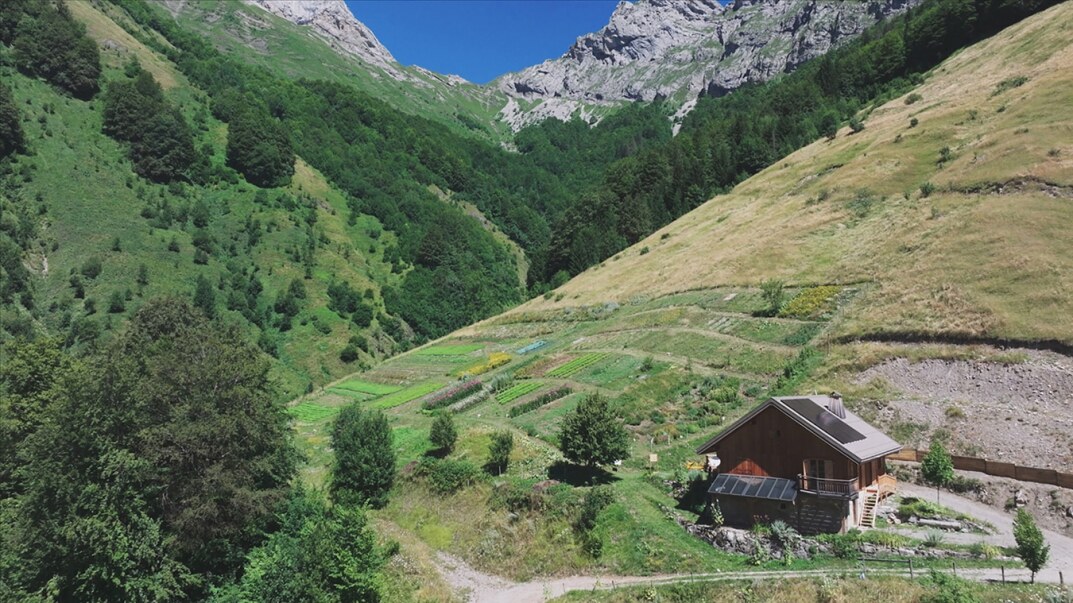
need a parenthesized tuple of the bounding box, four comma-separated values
(877, 473, 898, 498)
(798, 474, 859, 497)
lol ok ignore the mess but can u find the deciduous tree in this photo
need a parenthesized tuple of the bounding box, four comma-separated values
(330, 406, 395, 508)
(558, 393, 628, 468)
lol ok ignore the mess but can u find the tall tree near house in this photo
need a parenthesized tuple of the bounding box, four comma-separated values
(920, 439, 954, 504)
(558, 393, 629, 468)
(1013, 509, 1049, 583)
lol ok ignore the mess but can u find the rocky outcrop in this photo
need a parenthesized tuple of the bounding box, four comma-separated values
(244, 0, 400, 76)
(495, 0, 919, 130)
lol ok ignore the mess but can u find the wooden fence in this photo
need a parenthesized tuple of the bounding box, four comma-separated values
(889, 449, 1073, 489)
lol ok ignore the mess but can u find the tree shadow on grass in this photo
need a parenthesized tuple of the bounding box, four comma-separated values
(423, 447, 449, 459)
(547, 461, 620, 487)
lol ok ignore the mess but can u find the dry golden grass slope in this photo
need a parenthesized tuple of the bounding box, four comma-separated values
(509, 2, 1073, 346)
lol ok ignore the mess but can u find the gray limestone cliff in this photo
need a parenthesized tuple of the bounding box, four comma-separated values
(494, 0, 918, 129)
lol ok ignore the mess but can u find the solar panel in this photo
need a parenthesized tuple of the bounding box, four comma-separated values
(783, 398, 865, 444)
(707, 473, 798, 502)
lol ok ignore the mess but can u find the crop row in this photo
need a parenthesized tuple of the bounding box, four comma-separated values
(547, 353, 607, 378)
(288, 402, 339, 423)
(370, 381, 442, 410)
(508, 386, 572, 418)
(422, 380, 484, 410)
(495, 381, 541, 404)
(459, 352, 512, 377)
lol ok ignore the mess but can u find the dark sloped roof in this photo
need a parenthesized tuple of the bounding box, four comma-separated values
(707, 473, 798, 502)
(695, 395, 902, 464)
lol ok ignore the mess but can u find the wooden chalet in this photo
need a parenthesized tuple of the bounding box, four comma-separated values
(696, 394, 901, 534)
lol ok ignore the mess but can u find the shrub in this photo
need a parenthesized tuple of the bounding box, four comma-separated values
(848, 116, 864, 133)
(80, 256, 103, 279)
(910, 117, 919, 128)
(339, 344, 359, 363)
(920, 181, 936, 197)
(968, 541, 999, 560)
(923, 569, 979, 603)
(938, 146, 955, 165)
(923, 531, 945, 548)
(991, 76, 1028, 97)
(487, 431, 513, 475)
(759, 279, 785, 316)
(429, 412, 457, 453)
(905, 93, 923, 105)
(416, 458, 481, 494)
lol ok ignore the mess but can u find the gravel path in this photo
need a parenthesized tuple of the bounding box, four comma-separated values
(896, 482, 1073, 582)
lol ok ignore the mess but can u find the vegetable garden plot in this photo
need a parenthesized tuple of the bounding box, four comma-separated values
(369, 381, 443, 410)
(415, 344, 484, 356)
(333, 379, 401, 396)
(495, 381, 542, 404)
(288, 402, 339, 423)
(547, 353, 607, 378)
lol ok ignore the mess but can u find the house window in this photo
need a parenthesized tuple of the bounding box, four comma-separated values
(803, 459, 834, 491)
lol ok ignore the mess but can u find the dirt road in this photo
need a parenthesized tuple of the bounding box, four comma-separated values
(439, 483, 1073, 602)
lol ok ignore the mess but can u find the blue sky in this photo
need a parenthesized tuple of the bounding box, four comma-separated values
(347, 1, 622, 84)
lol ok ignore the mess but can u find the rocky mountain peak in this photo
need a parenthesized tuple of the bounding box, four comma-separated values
(245, 0, 398, 73)
(496, 0, 919, 130)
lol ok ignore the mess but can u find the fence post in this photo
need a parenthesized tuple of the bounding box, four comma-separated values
(1001, 565, 1005, 584)
(951, 561, 956, 577)
(909, 558, 914, 579)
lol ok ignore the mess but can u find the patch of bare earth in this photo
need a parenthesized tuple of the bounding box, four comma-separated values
(857, 350, 1073, 469)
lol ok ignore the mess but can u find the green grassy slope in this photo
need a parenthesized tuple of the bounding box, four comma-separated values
(156, 0, 512, 142)
(1, 1, 406, 398)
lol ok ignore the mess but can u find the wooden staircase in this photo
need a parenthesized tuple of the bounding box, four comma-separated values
(860, 490, 879, 528)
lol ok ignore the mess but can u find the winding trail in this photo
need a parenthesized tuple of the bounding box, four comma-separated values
(437, 484, 1073, 602)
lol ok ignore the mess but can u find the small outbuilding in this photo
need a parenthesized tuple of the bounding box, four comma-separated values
(696, 393, 901, 534)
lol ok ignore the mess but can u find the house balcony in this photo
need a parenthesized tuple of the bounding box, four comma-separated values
(797, 474, 858, 498)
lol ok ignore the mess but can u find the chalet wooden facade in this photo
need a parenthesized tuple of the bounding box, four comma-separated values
(696, 394, 901, 534)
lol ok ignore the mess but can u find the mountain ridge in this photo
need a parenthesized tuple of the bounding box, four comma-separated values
(239, 0, 920, 131)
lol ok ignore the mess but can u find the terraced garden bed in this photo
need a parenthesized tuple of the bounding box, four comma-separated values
(547, 353, 608, 378)
(415, 343, 484, 356)
(369, 381, 443, 410)
(495, 381, 542, 404)
(288, 401, 340, 423)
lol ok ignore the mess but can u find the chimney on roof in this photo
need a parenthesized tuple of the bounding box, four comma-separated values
(828, 392, 846, 419)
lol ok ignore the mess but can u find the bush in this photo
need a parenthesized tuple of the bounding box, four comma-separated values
(905, 92, 923, 105)
(923, 531, 945, 548)
(80, 256, 103, 279)
(429, 412, 457, 453)
(487, 431, 513, 475)
(920, 181, 936, 197)
(575, 486, 614, 559)
(968, 541, 999, 560)
(339, 344, 359, 363)
(759, 279, 785, 316)
(416, 458, 481, 494)
(923, 569, 979, 603)
(848, 116, 865, 133)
